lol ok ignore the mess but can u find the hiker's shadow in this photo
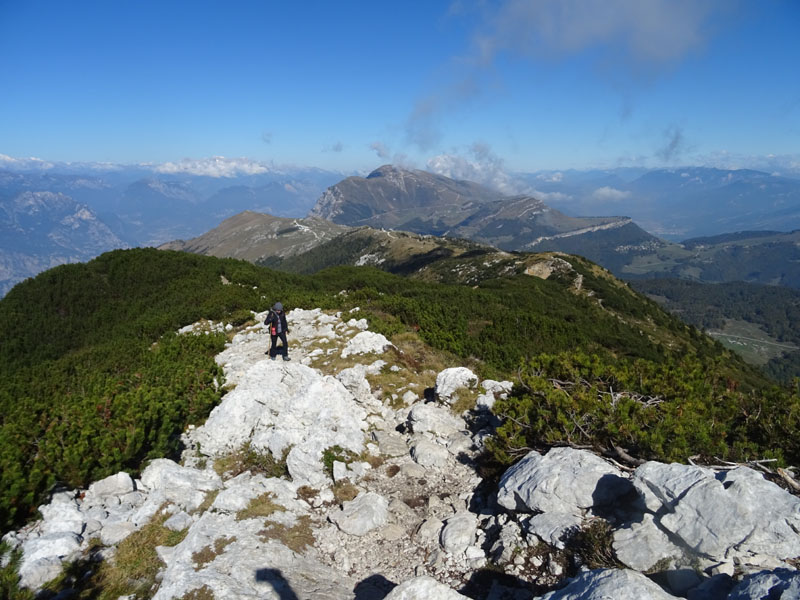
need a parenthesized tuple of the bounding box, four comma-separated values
(255, 568, 299, 600)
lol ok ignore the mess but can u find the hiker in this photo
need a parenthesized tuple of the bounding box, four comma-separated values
(266, 302, 290, 361)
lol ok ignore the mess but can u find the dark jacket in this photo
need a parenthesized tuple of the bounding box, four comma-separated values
(266, 310, 289, 335)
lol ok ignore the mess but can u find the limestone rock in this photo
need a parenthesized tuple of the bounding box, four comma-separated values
(527, 512, 582, 550)
(140, 459, 223, 511)
(631, 462, 800, 562)
(384, 575, 468, 599)
(440, 511, 478, 555)
(410, 438, 450, 469)
(86, 471, 135, 499)
(497, 447, 631, 515)
(539, 568, 677, 600)
(435, 367, 478, 404)
(407, 402, 464, 438)
(330, 492, 389, 536)
(727, 568, 800, 599)
(341, 331, 392, 357)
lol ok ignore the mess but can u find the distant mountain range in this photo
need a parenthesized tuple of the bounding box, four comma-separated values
(0, 163, 343, 295)
(519, 166, 800, 240)
(4, 158, 800, 296)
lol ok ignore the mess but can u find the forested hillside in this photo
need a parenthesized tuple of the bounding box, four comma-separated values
(631, 278, 800, 383)
(1, 248, 795, 534)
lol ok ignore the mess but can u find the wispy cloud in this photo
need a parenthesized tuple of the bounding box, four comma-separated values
(323, 141, 344, 153)
(406, 1, 727, 155)
(472, 0, 719, 72)
(656, 125, 686, 162)
(369, 141, 391, 160)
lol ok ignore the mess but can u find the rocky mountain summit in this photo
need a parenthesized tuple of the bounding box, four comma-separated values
(4, 308, 800, 599)
(307, 166, 659, 262)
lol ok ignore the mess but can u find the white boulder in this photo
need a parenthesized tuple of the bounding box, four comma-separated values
(435, 367, 478, 404)
(496, 447, 631, 515)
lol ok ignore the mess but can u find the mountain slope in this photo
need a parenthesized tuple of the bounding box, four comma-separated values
(308, 165, 662, 269)
(159, 211, 349, 262)
(1, 247, 772, 531)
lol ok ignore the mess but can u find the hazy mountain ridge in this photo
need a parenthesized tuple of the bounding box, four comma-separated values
(0, 164, 343, 296)
(0, 191, 127, 296)
(522, 166, 800, 240)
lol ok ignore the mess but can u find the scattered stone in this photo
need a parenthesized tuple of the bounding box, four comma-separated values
(330, 492, 389, 536)
(410, 438, 450, 469)
(440, 512, 478, 555)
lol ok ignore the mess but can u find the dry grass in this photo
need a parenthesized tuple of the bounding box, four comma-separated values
(213, 443, 289, 479)
(258, 515, 315, 553)
(192, 536, 236, 571)
(194, 489, 220, 515)
(332, 481, 360, 504)
(385, 464, 401, 478)
(235, 492, 285, 521)
(181, 584, 215, 600)
(448, 385, 482, 416)
(296, 485, 318, 503)
(89, 506, 187, 599)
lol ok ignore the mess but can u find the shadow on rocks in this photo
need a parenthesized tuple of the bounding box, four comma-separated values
(458, 568, 539, 600)
(353, 573, 397, 600)
(255, 568, 299, 600)
(591, 473, 637, 521)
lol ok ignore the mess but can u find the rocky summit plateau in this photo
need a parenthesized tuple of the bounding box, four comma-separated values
(4, 308, 800, 599)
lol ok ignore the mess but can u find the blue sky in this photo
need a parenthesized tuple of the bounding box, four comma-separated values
(1, 0, 798, 176)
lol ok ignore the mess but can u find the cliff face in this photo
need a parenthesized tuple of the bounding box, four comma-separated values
(4, 308, 800, 599)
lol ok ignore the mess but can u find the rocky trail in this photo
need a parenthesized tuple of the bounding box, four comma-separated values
(4, 308, 800, 599)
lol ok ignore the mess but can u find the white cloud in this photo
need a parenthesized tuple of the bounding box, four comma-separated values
(154, 157, 270, 178)
(0, 154, 54, 169)
(427, 143, 532, 195)
(536, 171, 563, 182)
(591, 186, 631, 201)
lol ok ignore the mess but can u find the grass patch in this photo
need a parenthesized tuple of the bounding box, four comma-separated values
(213, 442, 289, 479)
(332, 481, 359, 504)
(296, 485, 318, 503)
(181, 584, 215, 600)
(322, 445, 358, 478)
(86, 507, 187, 599)
(385, 464, 401, 478)
(567, 518, 623, 570)
(258, 515, 315, 553)
(194, 489, 221, 515)
(235, 492, 285, 521)
(192, 536, 236, 571)
(448, 385, 482, 415)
